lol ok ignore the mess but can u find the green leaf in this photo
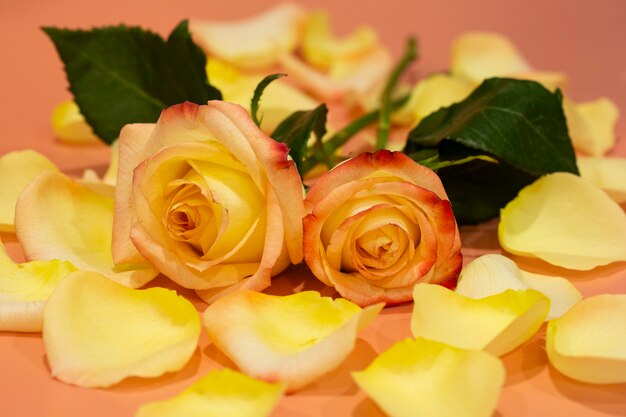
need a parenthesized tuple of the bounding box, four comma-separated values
(251, 73, 286, 127)
(406, 77, 578, 223)
(272, 104, 328, 172)
(43, 20, 222, 144)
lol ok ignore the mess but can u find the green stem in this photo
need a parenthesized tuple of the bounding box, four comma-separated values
(300, 95, 409, 174)
(375, 37, 418, 150)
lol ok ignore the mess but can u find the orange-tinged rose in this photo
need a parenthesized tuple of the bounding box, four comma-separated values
(113, 101, 305, 300)
(303, 151, 462, 306)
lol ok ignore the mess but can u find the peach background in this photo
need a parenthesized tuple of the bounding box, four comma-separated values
(1, 0, 625, 416)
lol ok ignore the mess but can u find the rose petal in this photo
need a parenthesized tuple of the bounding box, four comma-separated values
(203, 290, 383, 391)
(499, 172, 626, 270)
(352, 338, 505, 417)
(546, 294, 626, 384)
(450, 32, 530, 82)
(577, 156, 626, 204)
(135, 368, 285, 417)
(43, 270, 201, 388)
(189, 4, 305, 70)
(278, 46, 392, 103)
(394, 73, 475, 126)
(0, 243, 76, 332)
(15, 171, 158, 288)
(51, 100, 99, 145)
(411, 283, 549, 356)
(564, 97, 619, 156)
(0, 150, 59, 232)
(301, 11, 378, 70)
(208, 60, 318, 134)
(456, 254, 581, 319)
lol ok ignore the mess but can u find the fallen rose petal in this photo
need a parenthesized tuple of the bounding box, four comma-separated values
(43, 270, 201, 388)
(411, 283, 549, 356)
(352, 338, 505, 417)
(0, 150, 58, 232)
(546, 294, 626, 384)
(450, 31, 530, 82)
(51, 100, 99, 145)
(0, 244, 76, 332)
(455, 254, 581, 320)
(577, 156, 626, 204)
(207, 59, 319, 134)
(564, 97, 619, 156)
(394, 73, 475, 126)
(135, 368, 285, 417)
(190, 4, 306, 70)
(302, 10, 378, 70)
(499, 172, 626, 270)
(15, 171, 158, 288)
(203, 290, 383, 392)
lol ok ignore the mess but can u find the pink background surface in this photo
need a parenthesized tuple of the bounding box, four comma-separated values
(1, 0, 626, 416)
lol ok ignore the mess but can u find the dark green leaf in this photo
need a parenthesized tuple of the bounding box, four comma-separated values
(405, 77, 578, 223)
(272, 104, 328, 171)
(251, 73, 286, 127)
(43, 20, 222, 143)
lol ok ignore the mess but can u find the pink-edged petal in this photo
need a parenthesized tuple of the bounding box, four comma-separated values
(499, 172, 626, 270)
(203, 290, 383, 392)
(113, 123, 156, 264)
(135, 368, 285, 417)
(546, 294, 626, 384)
(353, 338, 505, 417)
(44, 270, 201, 388)
(0, 150, 59, 233)
(15, 171, 158, 288)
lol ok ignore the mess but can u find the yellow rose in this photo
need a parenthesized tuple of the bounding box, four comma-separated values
(113, 101, 305, 301)
(303, 151, 462, 306)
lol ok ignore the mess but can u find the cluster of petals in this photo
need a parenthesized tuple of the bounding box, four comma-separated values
(303, 150, 462, 306)
(113, 101, 305, 301)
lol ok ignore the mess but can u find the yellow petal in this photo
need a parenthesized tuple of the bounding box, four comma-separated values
(208, 62, 318, 134)
(190, 4, 305, 70)
(456, 254, 581, 319)
(51, 100, 99, 145)
(546, 294, 626, 384)
(565, 97, 619, 156)
(499, 172, 626, 270)
(203, 290, 383, 391)
(135, 368, 285, 417)
(0, 150, 59, 233)
(352, 338, 505, 417)
(394, 73, 476, 126)
(14, 171, 158, 288)
(578, 156, 626, 203)
(450, 32, 530, 82)
(411, 283, 549, 356)
(43, 270, 201, 387)
(507, 70, 568, 91)
(301, 11, 378, 70)
(0, 244, 76, 332)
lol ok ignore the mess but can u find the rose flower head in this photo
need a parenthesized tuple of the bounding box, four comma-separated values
(113, 101, 305, 302)
(303, 151, 462, 306)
